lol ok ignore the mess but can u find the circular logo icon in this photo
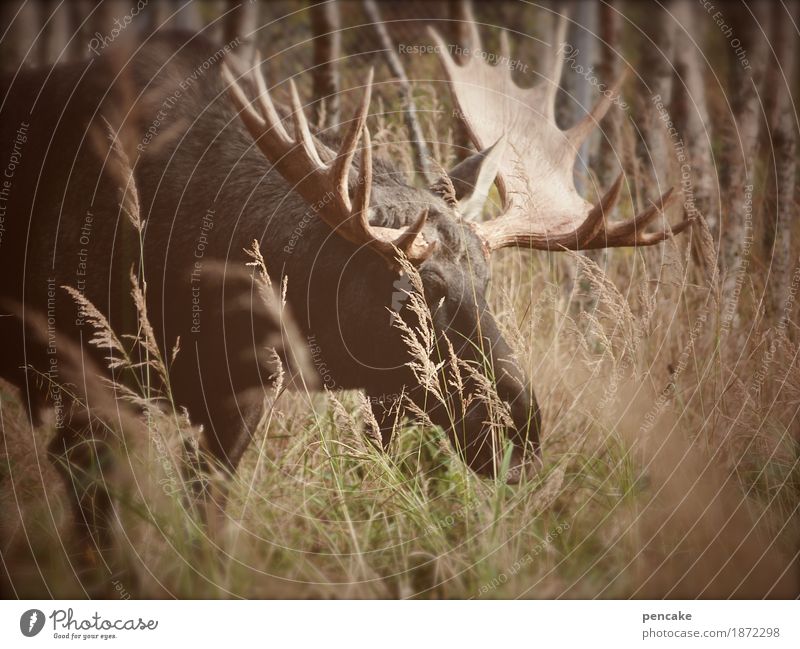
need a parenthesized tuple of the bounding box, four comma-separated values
(20, 609, 45, 637)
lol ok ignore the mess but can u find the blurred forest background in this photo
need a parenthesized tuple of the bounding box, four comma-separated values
(1, 0, 799, 598)
(2, 0, 797, 306)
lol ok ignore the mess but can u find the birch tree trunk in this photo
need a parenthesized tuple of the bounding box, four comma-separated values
(362, 0, 431, 182)
(563, 0, 597, 196)
(670, 0, 718, 271)
(224, 0, 259, 60)
(593, 0, 622, 189)
(172, 0, 204, 32)
(761, 2, 786, 141)
(0, 0, 40, 71)
(719, 1, 769, 312)
(309, 0, 341, 132)
(766, 3, 797, 322)
(41, 0, 73, 64)
(146, 0, 178, 35)
(639, 6, 675, 190)
(449, 0, 472, 162)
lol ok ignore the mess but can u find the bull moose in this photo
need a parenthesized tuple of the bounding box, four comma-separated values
(0, 14, 688, 555)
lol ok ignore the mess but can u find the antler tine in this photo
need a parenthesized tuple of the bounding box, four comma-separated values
(332, 67, 374, 200)
(544, 13, 569, 122)
(250, 52, 290, 144)
(499, 30, 511, 61)
(353, 124, 373, 231)
(227, 57, 432, 268)
(566, 69, 627, 149)
(433, 8, 689, 255)
(394, 208, 436, 260)
(604, 187, 676, 239)
(637, 215, 692, 244)
(592, 188, 689, 248)
(354, 129, 435, 263)
(464, 1, 482, 51)
(223, 63, 267, 135)
(288, 78, 326, 169)
(428, 25, 458, 73)
(574, 172, 624, 247)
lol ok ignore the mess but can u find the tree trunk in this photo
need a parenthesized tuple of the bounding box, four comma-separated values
(719, 1, 769, 312)
(172, 0, 205, 32)
(766, 3, 797, 322)
(309, 0, 341, 132)
(40, 0, 73, 64)
(670, 0, 718, 269)
(563, 0, 597, 195)
(146, 0, 178, 37)
(639, 6, 675, 190)
(449, 0, 472, 162)
(362, 0, 431, 183)
(223, 0, 259, 63)
(761, 2, 787, 140)
(67, 0, 92, 61)
(593, 0, 622, 189)
(0, 0, 41, 72)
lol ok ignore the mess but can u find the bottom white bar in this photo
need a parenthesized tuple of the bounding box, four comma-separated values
(2, 600, 798, 647)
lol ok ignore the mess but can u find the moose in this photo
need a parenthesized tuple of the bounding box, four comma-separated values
(0, 15, 688, 556)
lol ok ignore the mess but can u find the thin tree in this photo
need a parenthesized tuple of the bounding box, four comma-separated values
(362, 0, 431, 182)
(766, 2, 797, 322)
(448, 0, 472, 162)
(309, 0, 341, 131)
(719, 1, 769, 303)
(172, 0, 205, 32)
(639, 6, 675, 190)
(562, 0, 596, 195)
(0, 0, 40, 72)
(592, 0, 622, 189)
(146, 0, 177, 36)
(670, 0, 718, 267)
(224, 0, 259, 63)
(40, 0, 72, 64)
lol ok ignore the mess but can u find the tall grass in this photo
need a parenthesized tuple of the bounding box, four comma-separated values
(3, 207, 797, 597)
(2, 20, 798, 599)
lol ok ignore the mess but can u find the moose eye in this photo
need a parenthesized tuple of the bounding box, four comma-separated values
(423, 271, 449, 303)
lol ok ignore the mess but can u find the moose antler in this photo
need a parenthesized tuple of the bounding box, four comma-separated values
(222, 54, 435, 265)
(429, 12, 691, 252)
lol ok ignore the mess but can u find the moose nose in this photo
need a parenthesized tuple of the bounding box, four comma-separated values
(494, 361, 541, 459)
(449, 399, 539, 482)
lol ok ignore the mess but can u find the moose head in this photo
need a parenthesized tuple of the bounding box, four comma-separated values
(221, 14, 689, 480)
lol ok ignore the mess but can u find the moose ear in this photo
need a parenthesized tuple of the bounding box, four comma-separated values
(432, 137, 505, 221)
